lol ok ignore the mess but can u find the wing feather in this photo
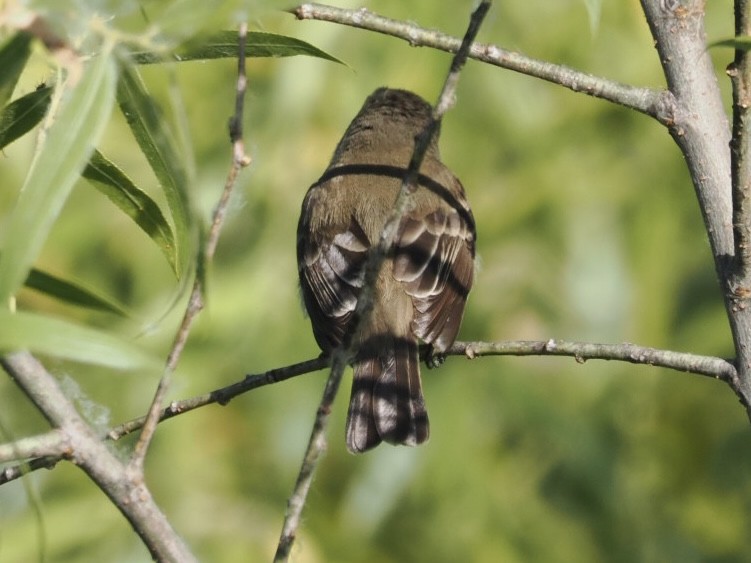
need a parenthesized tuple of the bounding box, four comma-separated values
(394, 199, 475, 352)
(298, 211, 370, 351)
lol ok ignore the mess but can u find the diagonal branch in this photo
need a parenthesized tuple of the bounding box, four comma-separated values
(290, 2, 670, 122)
(1, 351, 196, 561)
(130, 23, 253, 471)
(108, 356, 329, 441)
(104, 340, 738, 443)
(273, 3, 493, 562)
(639, 0, 751, 415)
(110, 340, 737, 444)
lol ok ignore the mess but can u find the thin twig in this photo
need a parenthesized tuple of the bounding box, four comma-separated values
(273, 3, 492, 562)
(1, 456, 61, 485)
(97, 338, 740, 443)
(291, 3, 669, 122)
(110, 339, 738, 441)
(449, 340, 737, 381)
(107, 356, 328, 441)
(130, 23, 252, 472)
(2, 338, 736, 486)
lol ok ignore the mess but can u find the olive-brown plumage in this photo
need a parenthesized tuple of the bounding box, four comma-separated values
(297, 87, 475, 453)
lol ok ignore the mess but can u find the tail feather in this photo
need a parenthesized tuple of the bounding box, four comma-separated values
(346, 358, 381, 453)
(346, 337, 429, 453)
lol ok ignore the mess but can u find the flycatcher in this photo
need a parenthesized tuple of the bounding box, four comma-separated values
(297, 87, 476, 453)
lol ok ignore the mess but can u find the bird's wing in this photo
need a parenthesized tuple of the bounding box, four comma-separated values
(298, 210, 370, 351)
(393, 194, 475, 352)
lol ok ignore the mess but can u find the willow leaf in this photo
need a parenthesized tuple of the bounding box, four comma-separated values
(131, 31, 342, 64)
(84, 150, 178, 274)
(0, 310, 154, 370)
(0, 48, 117, 304)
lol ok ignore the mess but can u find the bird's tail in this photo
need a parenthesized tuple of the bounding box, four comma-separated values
(346, 336, 429, 453)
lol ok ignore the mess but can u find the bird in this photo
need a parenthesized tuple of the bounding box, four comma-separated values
(296, 87, 476, 453)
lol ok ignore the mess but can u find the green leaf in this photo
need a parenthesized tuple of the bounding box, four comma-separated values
(0, 48, 118, 305)
(580, 0, 602, 36)
(0, 32, 33, 107)
(709, 36, 751, 50)
(1, 92, 180, 273)
(116, 63, 191, 277)
(131, 31, 343, 65)
(25, 267, 129, 316)
(0, 86, 53, 150)
(0, 310, 155, 370)
(83, 150, 178, 274)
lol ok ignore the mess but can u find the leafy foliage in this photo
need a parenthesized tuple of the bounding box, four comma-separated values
(115, 61, 192, 276)
(0, 46, 118, 303)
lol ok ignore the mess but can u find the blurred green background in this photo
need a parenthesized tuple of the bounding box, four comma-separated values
(2, 0, 751, 561)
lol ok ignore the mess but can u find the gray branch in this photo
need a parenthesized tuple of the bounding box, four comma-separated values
(730, 0, 751, 277)
(448, 340, 737, 381)
(0, 429, 69, 462)
(1, 352, 195, 562)
(291, 3, 669, 120)
(640, 0, 751, 413)
(104, 340, 742, 442)
(1, 338, 734, 487)
(131, 22, 254, 471)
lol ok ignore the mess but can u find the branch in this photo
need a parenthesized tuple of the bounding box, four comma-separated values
(1, 351, 196, 561)
(640, 0, 734, 261)
(638, 0, 751, 414)
(727, 0, 751, 415)
(0, 429, 69, 462)
(273, 3, 493, 561)
(107, 356, 328, 441)
(130, 22, 253, 470)
(2, 339, 735, 486)
(102, 340, 740, 441)
(448, 340, 737, 382)
(730, 0, 751, 280)
(1, 455, 61, 483)
(1, 357, 330, 486)
(290, 3, 669, 121)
